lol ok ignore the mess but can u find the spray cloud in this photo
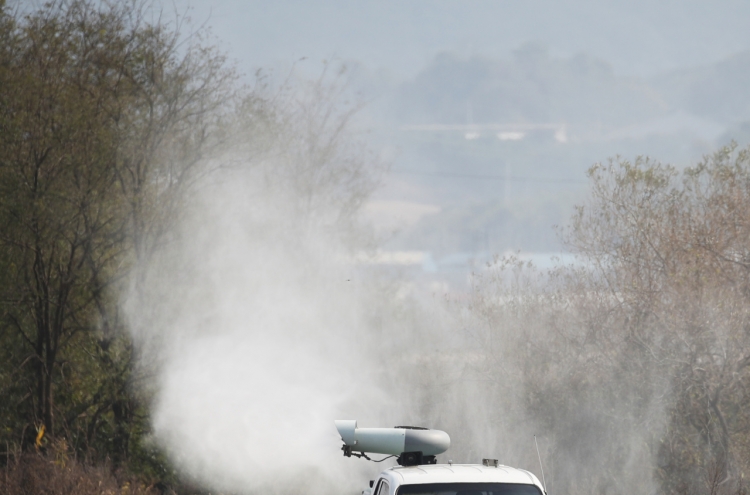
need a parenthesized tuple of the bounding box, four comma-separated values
(122, 78, 671, 495)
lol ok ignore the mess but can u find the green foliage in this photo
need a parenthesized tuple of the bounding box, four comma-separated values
(0, 0, 235, 481)
(0, 4, 377, 491)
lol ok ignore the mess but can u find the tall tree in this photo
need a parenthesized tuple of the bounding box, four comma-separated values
(462, 145, 750, 495)
(568, 146, 750, 492)
(0, 0, 234, 466)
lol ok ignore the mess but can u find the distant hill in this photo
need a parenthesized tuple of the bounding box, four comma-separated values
(652, 51, 750, 125)
(170, 0, 750, 83)
(391, 44, 666, 129)
(374, 48, 750, 257)
(386, 47, 750, 138)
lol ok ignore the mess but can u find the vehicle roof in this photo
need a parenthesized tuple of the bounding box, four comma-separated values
(379, 464, 544, 491)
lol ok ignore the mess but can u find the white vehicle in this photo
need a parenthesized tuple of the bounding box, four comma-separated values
(363, 461, 545, 495)
(335, 421, 546, 495)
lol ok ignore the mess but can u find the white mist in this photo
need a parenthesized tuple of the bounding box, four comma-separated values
(124, 154, 396, 493)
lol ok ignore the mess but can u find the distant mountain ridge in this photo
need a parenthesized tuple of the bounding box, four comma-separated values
(652, 51, 750, 125)
(391, 44, 666, 130)
(170, 0, 750, 83)
(389, 46, 750, 134)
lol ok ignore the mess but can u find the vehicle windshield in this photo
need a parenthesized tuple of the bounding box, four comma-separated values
(397, 483, 542, 495)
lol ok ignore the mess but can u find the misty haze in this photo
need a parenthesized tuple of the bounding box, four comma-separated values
(2, 1, 750, 495)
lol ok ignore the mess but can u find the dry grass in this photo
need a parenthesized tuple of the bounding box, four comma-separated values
(0, 451, 159, 495)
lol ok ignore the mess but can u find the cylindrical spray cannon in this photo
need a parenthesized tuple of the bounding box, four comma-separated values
(335, 420, 450, 466)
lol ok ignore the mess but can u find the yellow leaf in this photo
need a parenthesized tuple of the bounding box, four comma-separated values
(35, 424, 45, 448)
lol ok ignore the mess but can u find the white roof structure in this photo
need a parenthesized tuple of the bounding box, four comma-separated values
(376, 464, 544, 494)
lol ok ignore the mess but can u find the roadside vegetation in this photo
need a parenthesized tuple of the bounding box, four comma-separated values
(459, 146, 750, 495)
(0, 0, 376, 492)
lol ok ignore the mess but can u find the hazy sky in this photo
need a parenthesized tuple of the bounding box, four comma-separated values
(170, 0, 750, 81)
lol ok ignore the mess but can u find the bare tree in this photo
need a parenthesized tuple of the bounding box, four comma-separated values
(458, 145, 750, 495)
